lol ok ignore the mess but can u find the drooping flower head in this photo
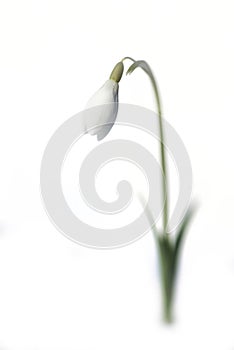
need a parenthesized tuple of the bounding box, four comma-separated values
(85, 61, 123, 141)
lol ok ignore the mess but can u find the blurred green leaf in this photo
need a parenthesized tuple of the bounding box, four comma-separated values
(172, 204, 197, 279)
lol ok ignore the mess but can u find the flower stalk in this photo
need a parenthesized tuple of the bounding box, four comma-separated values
(124, 58, 195, 323)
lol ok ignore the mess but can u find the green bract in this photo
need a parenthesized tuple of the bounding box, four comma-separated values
(109, 61, 124, 83)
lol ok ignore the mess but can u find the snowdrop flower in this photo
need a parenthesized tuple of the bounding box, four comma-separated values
(85, 61, 123, 141)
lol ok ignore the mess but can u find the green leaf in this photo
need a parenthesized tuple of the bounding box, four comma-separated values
(173, 203, 198, 276)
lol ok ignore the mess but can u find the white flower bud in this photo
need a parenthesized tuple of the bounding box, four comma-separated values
(85, 80, 119, 141)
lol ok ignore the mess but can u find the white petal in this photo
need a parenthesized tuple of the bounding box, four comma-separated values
(85, 79, 119, 140)
(86, 80, 118, 108)
(96, 103, 118, 141)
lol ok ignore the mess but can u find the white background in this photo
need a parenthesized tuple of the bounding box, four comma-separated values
(0, 0, 234, 349)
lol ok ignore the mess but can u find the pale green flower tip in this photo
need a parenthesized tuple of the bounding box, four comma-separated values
(109, 61, 124, 83)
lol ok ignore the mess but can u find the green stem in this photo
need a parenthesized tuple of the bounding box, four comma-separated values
(123, 58, 172, 323)
(158, 236, 174, 323)
(121, 56, 136, 63)
(149, 74, 172, 321)
(149, 75, 168, 234)
(123, 58, 169, 234)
